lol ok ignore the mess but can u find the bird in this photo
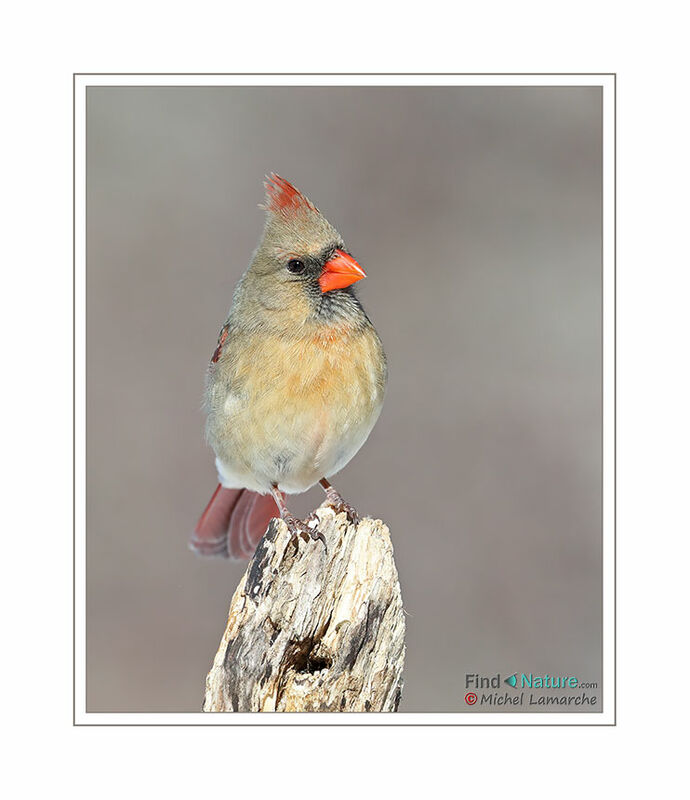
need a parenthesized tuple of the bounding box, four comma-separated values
(189, 174, 387, 559)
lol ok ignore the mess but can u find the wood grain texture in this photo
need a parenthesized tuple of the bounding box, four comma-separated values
(203, 505, 405, 712)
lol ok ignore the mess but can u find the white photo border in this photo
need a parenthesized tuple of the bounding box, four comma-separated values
(73, 73, 615, 726)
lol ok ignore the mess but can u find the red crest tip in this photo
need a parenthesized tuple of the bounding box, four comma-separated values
(262, 173, 318, 217)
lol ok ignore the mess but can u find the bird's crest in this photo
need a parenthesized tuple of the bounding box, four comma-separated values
(261, 174, 319, 218)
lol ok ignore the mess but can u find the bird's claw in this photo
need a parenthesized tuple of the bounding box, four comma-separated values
(324, 489, 360, 525)
(310, 528, 328, 551)
(284, 514, 327, 553)
(283, 514, 310, 539)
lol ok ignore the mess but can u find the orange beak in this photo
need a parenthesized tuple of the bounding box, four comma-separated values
(319, 249, 367, 293)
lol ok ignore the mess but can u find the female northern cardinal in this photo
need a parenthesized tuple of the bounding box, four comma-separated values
(190, 175, 387, 559)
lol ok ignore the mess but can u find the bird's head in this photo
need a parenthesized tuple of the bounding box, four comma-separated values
(244, 175, 366, 323)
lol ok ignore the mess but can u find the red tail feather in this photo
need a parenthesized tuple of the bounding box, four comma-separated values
(227, 490, 282, 560)
(189, 485, 281, 560)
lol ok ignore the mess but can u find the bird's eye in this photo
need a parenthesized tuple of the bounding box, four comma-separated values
(287, 259, 305, 274)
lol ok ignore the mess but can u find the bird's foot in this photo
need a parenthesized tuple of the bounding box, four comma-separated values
(283, 514, 327, 552)
(323, 488, 360, 525)
(304, 510, 320, 527)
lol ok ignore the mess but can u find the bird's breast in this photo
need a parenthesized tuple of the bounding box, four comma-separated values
(206, 322, 386, 491)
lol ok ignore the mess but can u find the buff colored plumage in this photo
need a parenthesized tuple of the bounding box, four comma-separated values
(190, 175, 386, 559)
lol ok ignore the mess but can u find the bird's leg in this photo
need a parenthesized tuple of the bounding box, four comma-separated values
(270, 484, 326, 549)
(319, 478, 360, 524)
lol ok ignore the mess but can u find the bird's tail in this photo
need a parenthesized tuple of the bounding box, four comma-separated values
(189, 485, 281, 560)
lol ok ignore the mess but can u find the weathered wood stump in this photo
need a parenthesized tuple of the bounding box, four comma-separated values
(203, 505, 405, 712)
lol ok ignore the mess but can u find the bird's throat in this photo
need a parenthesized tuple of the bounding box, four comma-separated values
(314, 286, 366, 327)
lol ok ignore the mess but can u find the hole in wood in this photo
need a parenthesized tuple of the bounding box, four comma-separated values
(287, 639, 333, 674)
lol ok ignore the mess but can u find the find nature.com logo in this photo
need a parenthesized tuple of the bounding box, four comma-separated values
(463, 672, 599, 708)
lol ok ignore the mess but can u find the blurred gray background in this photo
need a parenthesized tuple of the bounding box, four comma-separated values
(86, 86, 602, 713)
